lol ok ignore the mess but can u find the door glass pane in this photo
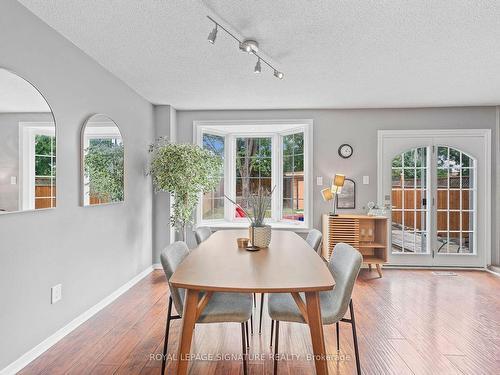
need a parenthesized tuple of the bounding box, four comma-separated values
(437, 189, 448, 209)
(437, 211, 448, 231)
(391, 146, 429, 254)
(434, 146, 476, 255)
(461, 232, 473, 253)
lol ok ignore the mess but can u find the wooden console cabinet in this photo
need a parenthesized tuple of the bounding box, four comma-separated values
(322, 214, 388, 277)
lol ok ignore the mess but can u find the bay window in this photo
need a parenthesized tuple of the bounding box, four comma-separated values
(195, 120, 312, 229)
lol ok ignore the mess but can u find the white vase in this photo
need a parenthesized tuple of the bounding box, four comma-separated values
(249, 225, 272, 248)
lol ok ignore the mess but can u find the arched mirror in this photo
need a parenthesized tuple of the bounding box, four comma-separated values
(0, 68, 56, 214)
(81, 114, 124, 206)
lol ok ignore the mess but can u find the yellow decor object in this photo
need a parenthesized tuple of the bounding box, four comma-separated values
(333, 174, 346, 188)
(322, 173, 346, 216)
(321, 187, 334, 201)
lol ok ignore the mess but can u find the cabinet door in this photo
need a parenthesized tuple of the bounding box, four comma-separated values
(359, 220, 374, 242)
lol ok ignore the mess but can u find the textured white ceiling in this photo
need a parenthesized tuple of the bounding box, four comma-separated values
(17, 0, 500, 109)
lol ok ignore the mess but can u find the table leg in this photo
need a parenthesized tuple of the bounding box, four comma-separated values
(305, 291, 328, 375)
(176, 289, 199, 375)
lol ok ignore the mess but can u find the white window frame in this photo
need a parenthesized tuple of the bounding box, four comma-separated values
(194, 119, 313, 230)
(19, 122, 56, 210)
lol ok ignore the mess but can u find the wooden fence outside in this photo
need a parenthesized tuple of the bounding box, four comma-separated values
(391, 189, 471, 231)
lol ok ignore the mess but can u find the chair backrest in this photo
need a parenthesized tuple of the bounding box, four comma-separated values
(160, 241, 190, 315)
(194, 226, 212, 246)
(306, 229, 323, 254)
(327, 243, 362, 321)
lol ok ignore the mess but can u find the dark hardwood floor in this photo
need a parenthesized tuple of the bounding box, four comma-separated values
(17, 269, 500, 374)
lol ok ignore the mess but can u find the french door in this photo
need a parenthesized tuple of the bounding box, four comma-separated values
(378, 130, 491, 267)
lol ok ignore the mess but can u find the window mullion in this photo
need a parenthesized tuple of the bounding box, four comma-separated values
(225, 134, 235, 222)
(272, 134, 281, 222)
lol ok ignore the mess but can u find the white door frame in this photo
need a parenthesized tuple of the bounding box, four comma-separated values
(378, 129, 491, 268)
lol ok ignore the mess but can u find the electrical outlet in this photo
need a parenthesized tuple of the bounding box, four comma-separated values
(363, 175, 370, 185)
(316, 176, 323, 186)
(51, 284, 62, 304)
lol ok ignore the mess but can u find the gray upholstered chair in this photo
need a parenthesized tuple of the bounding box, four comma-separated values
(194, 226, 212, 246)
(257, 229, 324, 334)
(160, 241, 253, 375)
(193, 226, 256, 334)
(306, 228, 323, 254)
(268, 243, 363, 375)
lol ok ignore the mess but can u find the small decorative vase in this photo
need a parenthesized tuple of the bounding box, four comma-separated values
(249, 225, 272, 248)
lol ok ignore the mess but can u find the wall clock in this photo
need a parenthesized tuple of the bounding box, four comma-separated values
(338, 144, 353, 159)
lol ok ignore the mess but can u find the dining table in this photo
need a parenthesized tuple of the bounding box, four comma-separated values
(169, 229, 336, 375)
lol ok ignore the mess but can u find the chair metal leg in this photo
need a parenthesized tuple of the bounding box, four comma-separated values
(270, 320, 274, 347)
(273, 321, 279, 375)
(349, 300, 361, 375)
(259, 293, 264, 334)
(245, 321, 250, 348)
(241, 323, 248, 375)
(336, 321, 340, 352)
(250, 313, 254, 335)
(161, 297, 173, 375)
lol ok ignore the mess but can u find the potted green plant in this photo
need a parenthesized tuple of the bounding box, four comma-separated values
(149, 138, 222, 241)
(225, 186, 275, 249)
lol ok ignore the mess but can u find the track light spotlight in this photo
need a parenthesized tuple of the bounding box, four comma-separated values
(254, 58, 262, 74)
(206, 16, 283, 79)
(207, 24, 218, 44)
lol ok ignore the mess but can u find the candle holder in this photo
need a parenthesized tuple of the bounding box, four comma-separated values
(246, 225, 261, 251)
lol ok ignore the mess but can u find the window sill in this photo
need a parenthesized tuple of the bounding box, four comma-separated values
(199, 220, 311, 232)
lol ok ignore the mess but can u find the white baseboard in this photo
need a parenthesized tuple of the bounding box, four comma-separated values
(381, 265, 486, 271)
(0, 266, 155, 375)
(153, 263, 163, 270)
(486, 265, 500, 276)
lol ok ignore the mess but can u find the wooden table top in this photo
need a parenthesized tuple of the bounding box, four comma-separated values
(170, 230, 335, 293)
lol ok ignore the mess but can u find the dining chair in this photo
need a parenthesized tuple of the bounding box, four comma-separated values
(194, 226, 212, 246)
(306, 228, 323, 254)
(258, 229, 324, 335)
(193, 226, 256, 334)
(268, 242, 363, 375)
(160, 241, 253, 375)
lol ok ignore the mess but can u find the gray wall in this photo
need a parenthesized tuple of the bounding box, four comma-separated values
(0, 0, 153, 369)
(152, 105, 176, 261)
(0, 112, 52, 212)
(176, 107, 498, 265)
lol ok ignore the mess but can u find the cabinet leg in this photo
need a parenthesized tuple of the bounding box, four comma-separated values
(376, 264, 383, 278)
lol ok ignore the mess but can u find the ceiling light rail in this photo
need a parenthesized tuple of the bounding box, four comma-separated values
(206, 15, 284, 79)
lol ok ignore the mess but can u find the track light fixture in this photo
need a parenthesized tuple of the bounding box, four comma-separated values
(254, 58, 262, 74)
(207, 24, 218, 44)
(207, 16, 284, 79)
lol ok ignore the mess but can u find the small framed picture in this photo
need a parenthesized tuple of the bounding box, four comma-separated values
(336, 178, 356, 209)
